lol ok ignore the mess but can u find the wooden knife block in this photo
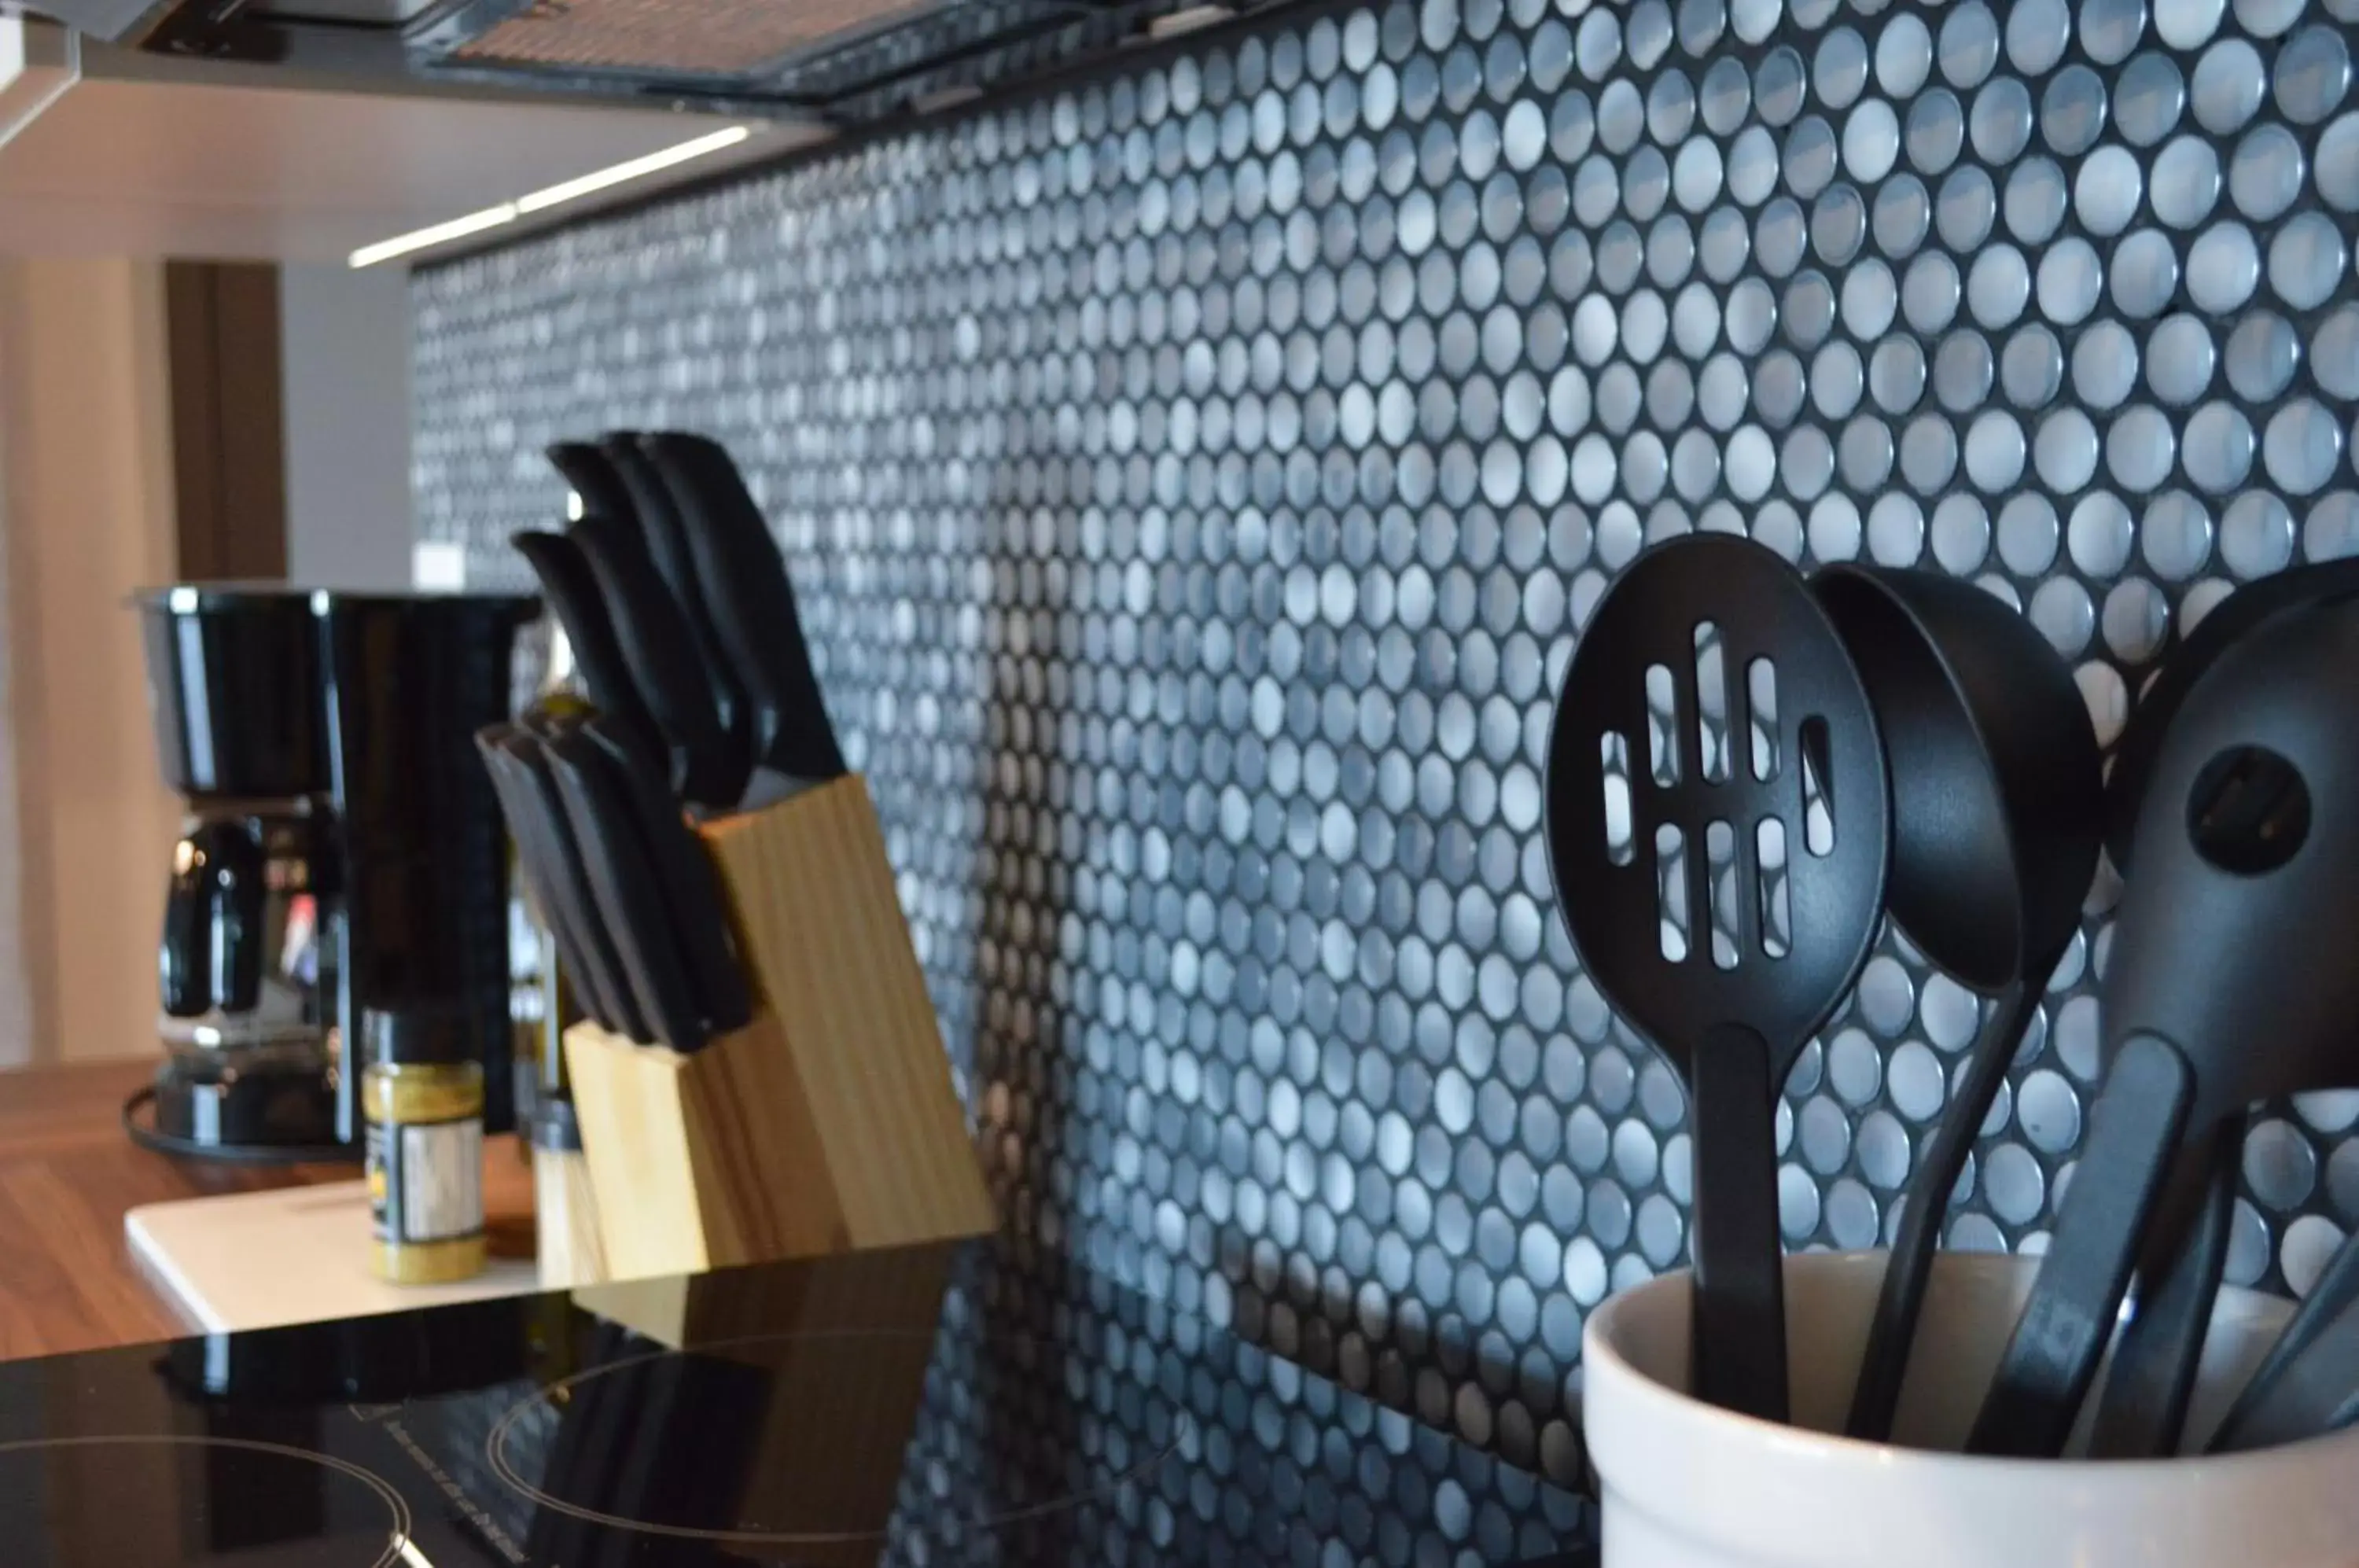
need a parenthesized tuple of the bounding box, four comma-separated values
(564, 775, 995, 1280)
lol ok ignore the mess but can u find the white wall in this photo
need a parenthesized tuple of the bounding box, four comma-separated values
(279, 262, 412, 589)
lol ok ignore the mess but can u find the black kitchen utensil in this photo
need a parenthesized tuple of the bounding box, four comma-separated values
(2085, 1120, 2243, 1456)
(1812, 565, 2103, 1444)
(2069, 566, 2359, 1457)
(509, 529, 668, 774)
(478, 730, 609, 1031)
(639, 431, 848, 783)
(1967, 1030, 2195, 1456)
(545, 441, 639, 529)
(542, 723, 712, 1053)
(2102, 558, 2359, 874)
(2210, 1224, 2359, 1452)
(598, 432, 755, 776)
(477, 725, 649, 1044)
(1971, 595, 2359, 1456)
(567, 513, 742, 810)
(578, 713, 751, 1034)
(2085, 601, 2359, 1461)
(1547, 533, 1890, 1422)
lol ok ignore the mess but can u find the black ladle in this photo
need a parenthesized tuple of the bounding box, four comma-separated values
(1971, 595, 2359, 1456)
(1548, 534, 1890, 1422)
(1812, 565, 2103, 1443)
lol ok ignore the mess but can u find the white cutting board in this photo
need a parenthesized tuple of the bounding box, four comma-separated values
(127, 1181, 540, 1334)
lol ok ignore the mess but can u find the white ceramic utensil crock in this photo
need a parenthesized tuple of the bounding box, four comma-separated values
(1584, 1250, 2359, 1568)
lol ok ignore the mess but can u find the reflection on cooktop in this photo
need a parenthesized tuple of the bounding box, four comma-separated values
(0, 1436, 410, 1568)
(484, 1328, 1181, 1552)
(0, 1237, 1592, 1566)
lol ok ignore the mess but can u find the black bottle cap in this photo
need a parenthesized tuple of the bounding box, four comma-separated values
(364, 1007, 478, 1068)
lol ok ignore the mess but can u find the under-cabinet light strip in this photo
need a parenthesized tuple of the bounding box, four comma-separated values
(348, 124, 751, 270)
(348, 202, 518, 269)
(514, 124, 749, 213)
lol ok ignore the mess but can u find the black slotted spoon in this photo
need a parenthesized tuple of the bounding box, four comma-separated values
(1547, 534, 1890, 1422)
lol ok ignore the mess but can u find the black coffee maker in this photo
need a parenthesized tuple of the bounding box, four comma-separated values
(134, 585, 537, 1159)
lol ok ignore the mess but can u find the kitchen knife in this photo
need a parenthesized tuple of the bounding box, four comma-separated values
(639, 432, 848, 783)
(509, 530, 667, 775)
(491, 735, 637, 1037)
(477, 725, 649, 1044)
(509, 714, 666, 1047)
(567, 513, 744, 809)
(479, 742, 614, 1033)
(541, 723, 712, 1053)
(579, 714, 751, 1033)
(481, 734, 626, 1036)
(598, 432, 755, 775)
(544, 441, 639, 530)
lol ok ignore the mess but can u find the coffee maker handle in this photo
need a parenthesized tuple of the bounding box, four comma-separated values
(160, 829, 215, 1018)
(212, 821, 266, 1015)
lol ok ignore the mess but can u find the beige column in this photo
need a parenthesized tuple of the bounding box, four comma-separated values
(0, 257, 182, 1066)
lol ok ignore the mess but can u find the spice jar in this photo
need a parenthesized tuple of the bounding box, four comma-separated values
(362, 1007, 486, 1284)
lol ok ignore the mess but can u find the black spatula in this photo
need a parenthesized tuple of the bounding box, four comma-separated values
(1546, 533, 1890, 1421)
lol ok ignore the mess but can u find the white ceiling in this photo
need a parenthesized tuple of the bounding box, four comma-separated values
(0, 28, 823, 262)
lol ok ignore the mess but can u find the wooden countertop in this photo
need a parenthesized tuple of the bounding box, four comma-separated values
(0, 1058, 533, 1360)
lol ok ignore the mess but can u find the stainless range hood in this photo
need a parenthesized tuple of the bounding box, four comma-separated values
(11, 0, 1267, 123)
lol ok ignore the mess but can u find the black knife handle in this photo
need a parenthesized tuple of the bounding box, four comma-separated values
(545, 441, 639, 529)
(2086, 1120, 2245, 1457)
(580, 716, 753, 1032)
(599, 433, 753, 770)
(477, 730, 603, 1031)
(569, 513, 737, 809)
(543, 727, 710, 1054)
(477, 727, 647, 1043)
(639, 432, 848, 782)
(1968, 1033, 2195, 1456)
(477, 749, 591, 1029)
(1689, 1021, 1789, 1423)
(510, 530, 668, 775)
(505, 723, 654, 1043)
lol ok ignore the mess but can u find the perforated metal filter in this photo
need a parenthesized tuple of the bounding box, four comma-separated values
(448, 0, 925, 77)
(415, 0, 2359, 1495)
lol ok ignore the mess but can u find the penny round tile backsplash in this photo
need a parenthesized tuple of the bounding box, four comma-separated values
(414, 0, 2359, 1489)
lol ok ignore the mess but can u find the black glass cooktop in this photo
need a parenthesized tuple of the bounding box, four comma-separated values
(0, 1237, 1593, 1566)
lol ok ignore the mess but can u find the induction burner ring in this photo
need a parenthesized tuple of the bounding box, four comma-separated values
(0, 1435, 413, 1568)
(485, 1328, 1187, 1547)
